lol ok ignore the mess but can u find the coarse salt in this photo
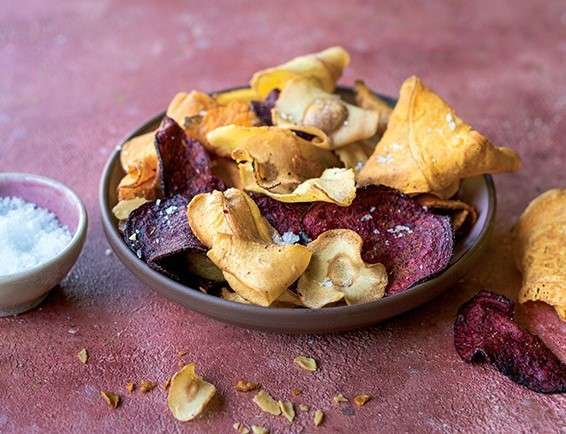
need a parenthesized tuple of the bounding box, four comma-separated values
(0, 197, 72, 276)
(273, 231, 300, 245)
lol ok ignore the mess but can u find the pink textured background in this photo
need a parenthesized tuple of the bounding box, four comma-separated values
(1, 1, 565, 432)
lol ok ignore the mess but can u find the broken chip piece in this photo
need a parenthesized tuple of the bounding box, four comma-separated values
(514, 189, 566, 320)
(77, 348, 88, 364)
(167, 363, 217, 421)
(250, 46, 350, 98)
(358, 76, 521, 198)
(100, 391, 120, 409)
(253, 390, 281, 416)
(251, 425, 269, 434)
(213, 87, 258, 105)
(353, 394, 371, 406)
(313, 410, 324, 426)
(298, 229, 388, 308)
(235, 380, 259, 392)
(278, 401, 295, 423)
(303, 186, 453, 294)
(293, 356, 317, 372)
(454, 290, 566, 394)
(126, 382, 135, 394)
(333, 393, 348, 404)
(139, 380, 157, 393)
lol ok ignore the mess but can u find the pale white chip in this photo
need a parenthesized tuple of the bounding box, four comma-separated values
(293, 356, 317, 371)
(167, 363, 216, 421)
(77, 348, 88, 364)
(253, 390, 281, 416)
(278, 400, 295, 423)
(314, 410, 324, 426)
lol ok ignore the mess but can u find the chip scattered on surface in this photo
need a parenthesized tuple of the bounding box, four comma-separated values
(299, 404, 310, 412)
(454, 290, 566, 394)
(278, 400, 295, 423)
(514, 189, 566, 320)
(100, 391, 120, 409)
(333, 393, 348, 404)
(273, 77, 378, 148)
(250, 46, 350, 98)
(139, 380, 157, 393)
(118, 131, 159, 202)
(293, 356, 317, 372)
(235, 380, 259, 392)
(314, 410, 324, 426)
(233, 422, 250, 434)
(353, 394, 371, 406)
(126, 382, 135, 394)
(358, 76, 521, 198)
(77, 348, 88, 364)
(253, 390, 281, 416)
(167, 363, 217, 421)
(298, 229, 388, 308)
(291, 388, 301, 396)
(251, 425, 269, 434)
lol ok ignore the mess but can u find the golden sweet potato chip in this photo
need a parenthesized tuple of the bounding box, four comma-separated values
(166, 91, 218, 126)
(236, 158, 356, 206)
(514, 189, 566, 320)
(353, 394, 371, 406)
(233, 422, 250, 434)
(415, 194, 478, 232)
(250, 46, 350, 98)
(253, 390, 281, 416)
(188, 189, 276, 248)
(293, 356, 317, 372)
(213, 87, 258, 105)
(235, 380, 259, 392)
(120, 131, 157, 172)
(100, 391, 120, 409)
(112, 197, 149, 220)
(354, 79, 392, 134)
(278, 400, 295, 423)
(208, 234, 311, 306)
(206, 125, 339, 193)
(298, 229, 388, 308)
(167, 363, 216, 421)
(118, 131, 159, 201)
(358, 76, 521, 198)
(273, 78, 378, 148)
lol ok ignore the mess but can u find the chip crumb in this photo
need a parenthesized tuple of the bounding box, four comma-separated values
(235, 380, 259, 392)
(291, 388, 301, 396)
(126, 382, 135, 393)
(278, 400, 295, 423)
(298, 404, 310, 412)
(253, 390, 281, 416)
(353, 394, 371, 406)
(77, 348, 88, 364)
(139, 380, 157, 393)
(100, 391, 120, 409)
(163, 376, 171, 390)
(293, 356, 317, 372)
(233, 422, 250, 434)
(251, 425, 269, 434)
(333, 393, 348, 404)
(167, 363, 217, 421)
(314, 409, 324, 426)
(178, 351, 187, 357)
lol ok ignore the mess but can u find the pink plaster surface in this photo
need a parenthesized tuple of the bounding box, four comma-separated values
(1, 1, 565, 432)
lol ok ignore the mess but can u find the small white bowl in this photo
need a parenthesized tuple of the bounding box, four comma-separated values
(0, 173, 87, 316)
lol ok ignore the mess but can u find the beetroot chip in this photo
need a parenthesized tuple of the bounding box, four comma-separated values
(454, 290, 566, 394)
(124, 195, 205, 281)
(251, 89, 280, 126)
(155, 116, 225, 197)
(302, 186, 454, 294)
(250, 193, 311, 240)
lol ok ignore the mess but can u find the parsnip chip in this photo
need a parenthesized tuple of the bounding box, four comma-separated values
(208, 234, 311, 306)
(250, 46, 350, 98)
(213, 87, 258, 105)
(298, 229, 387, 308)
(251, 425, 269, 434)
(100, 391, 120, 409)
(77, 348, 88, 364)
(313, 410, 324, 426)
(273, 78, 378, 148)
(206, 125, 339, 193)
(514, 189, 566, 320)
(235, 380, 259, 392)
(253, 390, 281, 416)
(415, 194, 478, 232)
(278, 401, 295, 423)
(293, 356, 317, 372)
(236, 158, 356, 206)
(188, 188, 275, 248)
(358, 76, 521, 198)
(112, 197, 149, 220)
(167, 363, 216, 422)
(353, 394, 371, 406)
(354, 79, 392, 134)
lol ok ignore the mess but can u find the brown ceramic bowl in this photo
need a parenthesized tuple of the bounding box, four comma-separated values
(99, 86, 495, 333)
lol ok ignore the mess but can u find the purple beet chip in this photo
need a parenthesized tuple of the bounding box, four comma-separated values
(251, 89, 280, 126)
(302, 186, 454, 294)
(155, 116, 225, 198)
(454, 290, 566, 394)
(250, 193, 310, 240)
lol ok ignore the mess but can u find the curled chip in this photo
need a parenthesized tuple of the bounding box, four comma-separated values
(415, 194, 478, 233)
(250, 46, 350, 98)
(207, 234, 311, 306)
(298, 229, 387, 308)
(167, 363, 217, 421)
(155, 116, 225, 198)
(251, 89, 280, 126)
(206, 125, 339, 194)
(235, 156, 356, 206)
(273, 77, 378, 148)
(187, 189, 276, 248)
(253, 390, 281, 416)
(112, 197, 149, 220)
(358, 76, 521, 198)
(303, 186, 454, 294)
(354, 79, 393, 134)
(454, 290, 566, 394)
(514, 189, 566, 320)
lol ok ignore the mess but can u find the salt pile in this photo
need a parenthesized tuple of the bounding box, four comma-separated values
(0, 197, 72, 276)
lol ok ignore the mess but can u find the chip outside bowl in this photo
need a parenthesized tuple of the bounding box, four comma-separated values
(0, 173, 87, 316)
(99, 86, 495, 333)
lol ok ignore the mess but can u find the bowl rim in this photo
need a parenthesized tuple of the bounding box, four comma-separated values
(0, 172, 88, 282)
(99, 85, 496, 318)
